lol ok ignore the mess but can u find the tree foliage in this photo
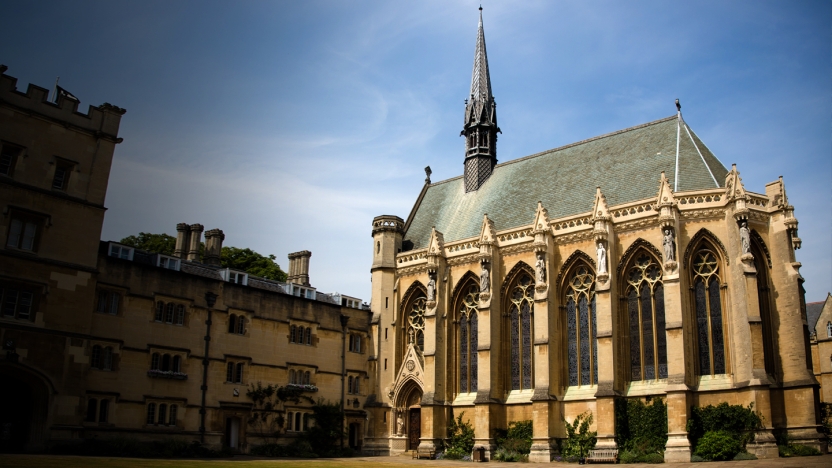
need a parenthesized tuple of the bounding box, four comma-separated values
(686, 402, 762, 452)
(246, 382, 313, 442)
(221, 246, 287, 282)
(118, 232, 287, 281)
(119, 232, 176, 255)
(562, 411, 597, 460)
(444, 412, 475, 459)
(614, 397, 668, 458)
(303, 400, 345, 457)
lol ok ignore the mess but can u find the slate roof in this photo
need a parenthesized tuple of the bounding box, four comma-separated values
(404, 115, 728, 249)
(807, 300, 827, 334)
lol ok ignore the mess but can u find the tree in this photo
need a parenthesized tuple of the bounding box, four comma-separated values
(562, 411, 597, 461)
(246, 382, 313, 442)
(221, 246, 287, 282)
(119, 232, 176, 255)
(118, 232, 288, 282)
(304, 400, 345, 457)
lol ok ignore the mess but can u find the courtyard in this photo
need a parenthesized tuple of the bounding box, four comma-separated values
(0, 454, 831, 468)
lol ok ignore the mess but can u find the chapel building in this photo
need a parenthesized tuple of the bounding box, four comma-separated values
(364, 11, 825, 462)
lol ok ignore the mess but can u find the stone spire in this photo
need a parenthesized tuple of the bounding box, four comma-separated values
(462, 7, 500, 192)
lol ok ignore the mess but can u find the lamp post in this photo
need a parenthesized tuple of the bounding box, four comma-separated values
(339, 314, 349, 451)
(200, 291, 218, 444)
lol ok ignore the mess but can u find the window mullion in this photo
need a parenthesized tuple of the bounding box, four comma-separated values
(637, 286, 645, 381)
(651, 286, 659, 381)
(705, 277, 714, 376)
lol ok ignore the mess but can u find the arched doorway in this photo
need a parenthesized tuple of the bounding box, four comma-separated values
(0, 362, 51, 452)
(396, 380, 423, 451)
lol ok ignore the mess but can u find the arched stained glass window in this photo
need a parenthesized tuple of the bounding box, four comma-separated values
(692, 247, 726, 376)
(507, 271, 534, 390)
(565, 264, 597, 386)
(624, 253, 667, 381)
(457, 282, 479, 394)
(406, 294, 426, 353)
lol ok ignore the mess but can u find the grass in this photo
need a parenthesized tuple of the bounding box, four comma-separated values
(0, 454, 468, 468)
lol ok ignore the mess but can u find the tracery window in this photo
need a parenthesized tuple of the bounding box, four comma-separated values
(507, 270, 534, 390)
(828, 322, 832, 339)
(565, 263, 597, 386)
(692, 246, 726, 376)
(406, 294, 426, 353)
(624, 253, 667, 381)
(457, 281, 479, 394)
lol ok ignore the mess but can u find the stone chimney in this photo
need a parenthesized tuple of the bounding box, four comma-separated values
(287, 250, 312, 286)
(187, 224, 204, 262)
(204, 229, 225, 266)
(174, 223, 191, 259)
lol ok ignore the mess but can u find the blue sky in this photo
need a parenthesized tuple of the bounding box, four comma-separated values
(2, 1, 830, 302)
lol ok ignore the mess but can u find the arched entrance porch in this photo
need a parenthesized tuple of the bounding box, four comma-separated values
(0, 361, 52, 452)
(394, 379, 423, 451)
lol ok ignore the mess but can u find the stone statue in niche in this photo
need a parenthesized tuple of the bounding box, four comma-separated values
(663, 229, 676, 262)
(480, 263, 490, 293)
(597, 241, 607, 275)
(426, 273, 436, 302)
(535, 253, 546, 285)
(396, 411, 404, 435)
(739, 221, 751, 255)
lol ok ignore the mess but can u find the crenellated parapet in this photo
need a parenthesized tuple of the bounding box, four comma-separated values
(0, 65, 125, 142)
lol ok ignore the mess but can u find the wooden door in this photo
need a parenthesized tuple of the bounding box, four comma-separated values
(408, 408, 421, 450)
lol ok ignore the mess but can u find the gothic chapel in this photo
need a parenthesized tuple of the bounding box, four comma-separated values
(365, 10, 824, 462)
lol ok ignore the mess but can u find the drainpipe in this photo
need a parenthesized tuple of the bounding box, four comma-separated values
(200, 291, 218, 444)
(340, 314, 349, 451)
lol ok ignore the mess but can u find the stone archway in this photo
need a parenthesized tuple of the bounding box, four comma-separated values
(0, 362, 52, 452)
(394, 379, 423, 451)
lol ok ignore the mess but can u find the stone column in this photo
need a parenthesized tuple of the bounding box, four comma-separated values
(419, 231, 447, 454)
(174, 223, 190, 259)
(187, 224, 203, 262)
(592, 206, 617, 452)
(530, 222, 554, 462)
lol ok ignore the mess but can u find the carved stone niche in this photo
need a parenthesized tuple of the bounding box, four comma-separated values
(478, 258, 492, 308)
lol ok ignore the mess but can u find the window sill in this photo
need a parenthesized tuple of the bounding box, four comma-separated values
(147, 370, 188, 380)
(505, 389, 533, 404)
(452, 392, 477, 406)
(696, 374, 732, 391)
(625, 379, 668, 397)
(563, 385, 597, 401)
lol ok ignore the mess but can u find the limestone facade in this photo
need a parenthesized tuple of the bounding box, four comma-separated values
(363, 12, 826, 462)
(0, 67, 371, 452)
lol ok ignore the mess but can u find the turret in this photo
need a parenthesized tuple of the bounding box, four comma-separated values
(462, 7, 500, 192)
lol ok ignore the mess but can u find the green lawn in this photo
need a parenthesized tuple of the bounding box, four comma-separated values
(0, 455, 466, 468)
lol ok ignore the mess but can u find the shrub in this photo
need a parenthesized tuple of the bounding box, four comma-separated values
(686, 402, 762, 452)
(303, 400, 345, 457)
(821, 403, 832, 438)
(779, 443, 821, 457)
(732, 452, 757, 460)
(492, 447, 528, 462)
(619, 449, 664, 464)
(562, 412, 597, 460)
(614, 397, 668, 460)
(494, 420, 533, 455)
(444, 411, 475, 459)
(694, 430, 742, 461)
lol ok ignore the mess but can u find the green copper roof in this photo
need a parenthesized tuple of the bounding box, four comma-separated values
(404, 115, 728, 249)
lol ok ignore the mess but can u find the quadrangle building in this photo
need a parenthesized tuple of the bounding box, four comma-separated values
(0, 9, 828, 463)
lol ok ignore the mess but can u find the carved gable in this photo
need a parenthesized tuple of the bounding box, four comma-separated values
(427, 227, 445, 256)
(479, 214, 496, 244)
(656, 172, 676, 207)
(724, 164, 747, 201)
(532, 201, 550, 232)
(391, 343, 425, 399)
(591, 187, 610, 221)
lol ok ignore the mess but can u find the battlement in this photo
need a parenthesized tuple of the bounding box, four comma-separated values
(0, 65, 125, 141)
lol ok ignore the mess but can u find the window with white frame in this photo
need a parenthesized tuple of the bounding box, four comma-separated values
(347, 375, 361, 395)
(348, 333, 362, 353)
(222, 269, 248, 285)
(157, 255, 180, 271)
(226, 361, 244, 384)
(109, 243, 134, 261)
(51, 158, 75, 191)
